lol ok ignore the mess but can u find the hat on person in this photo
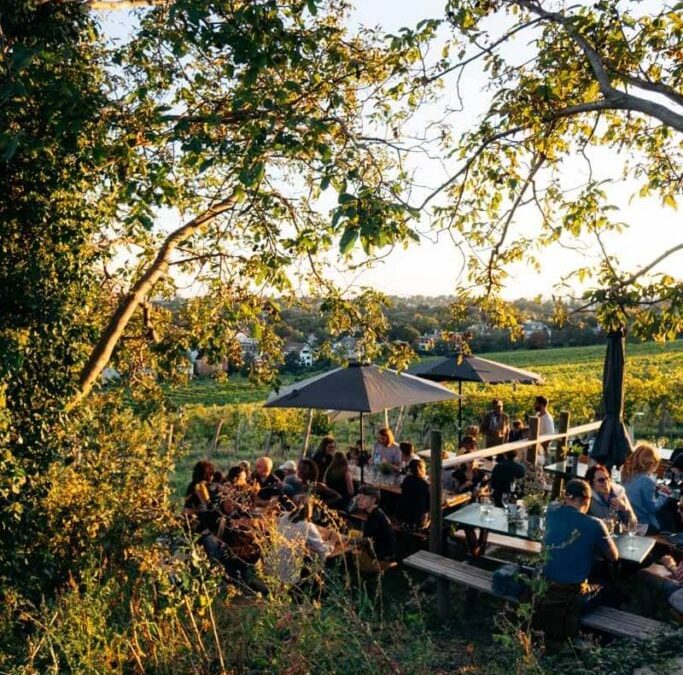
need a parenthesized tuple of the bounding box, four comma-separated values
(565, 479, 591, 500)
(359, 485, 380, 499)
(279, 460, 297, 471)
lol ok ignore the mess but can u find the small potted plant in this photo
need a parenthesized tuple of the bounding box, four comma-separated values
(379, 460, 394, 477)
(523, 492, 546, 536)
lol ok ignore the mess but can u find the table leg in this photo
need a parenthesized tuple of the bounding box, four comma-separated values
(463, 527, 490, 558)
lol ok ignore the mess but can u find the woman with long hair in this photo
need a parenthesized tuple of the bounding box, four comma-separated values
(622, 443, 670, 532)
(373, 427, 401, 468)
(323, 451, 354, 511)
(312, 436, 336, 478)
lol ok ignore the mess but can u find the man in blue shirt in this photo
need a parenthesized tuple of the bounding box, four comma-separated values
(535, 479, 618, 641)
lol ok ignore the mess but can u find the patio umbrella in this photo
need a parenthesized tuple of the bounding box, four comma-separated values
(591, 329, 633, 469)
(409, 353, 543, 442)
(264, 363, 458, 480)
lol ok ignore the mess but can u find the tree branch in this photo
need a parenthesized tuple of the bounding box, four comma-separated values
(512, 0, 683, 133)
(69, 193, 239, 409)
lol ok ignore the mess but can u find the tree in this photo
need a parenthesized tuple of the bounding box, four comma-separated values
(0, 0, 436, 598)
(375, 0, 682, 337)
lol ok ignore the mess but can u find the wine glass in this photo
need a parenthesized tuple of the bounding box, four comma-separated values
(626, 520, 638, 550)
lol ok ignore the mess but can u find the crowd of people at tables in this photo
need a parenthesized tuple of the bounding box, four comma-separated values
(537, 443, 683, 640)
(182, 401, 683, 623)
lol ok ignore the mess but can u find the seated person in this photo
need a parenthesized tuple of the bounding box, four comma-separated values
(323, 451, 355, 511)
(355, 486, 396, 573)
(458, 435, 477, 454)
(183, 460, 223, 533)
(373, 428, 402, 469)
(220, 465, 254, 516)
(585, 464, 636, 529)
(535, 479, 618, 642)
(346, 438, 363, 463)
(251, 456, 282, 503)
(274, 459, 297, 482)
(311, 436, 336, 480)
(399, 441, 420, 472)
(451, 458, 489, 497)
(623, 443, 670, 533)
(397, 459, 430, 531)
(489, 450, 526, 507)
(283, 459, 340, 508)
(264, 499, 336, 587)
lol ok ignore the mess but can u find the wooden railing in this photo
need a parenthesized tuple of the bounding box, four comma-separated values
(426, 413, 603, 558)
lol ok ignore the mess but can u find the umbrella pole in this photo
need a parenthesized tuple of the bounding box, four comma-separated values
(359, 412, 365, 484)
(458, 381, 463, 445)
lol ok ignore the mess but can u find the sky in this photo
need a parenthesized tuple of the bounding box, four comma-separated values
(97, 1, 682, 301)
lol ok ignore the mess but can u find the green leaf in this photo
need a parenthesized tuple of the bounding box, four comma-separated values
(339, 228, 358, 255)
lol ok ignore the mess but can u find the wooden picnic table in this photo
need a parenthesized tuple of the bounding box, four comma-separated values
(445, 503, 656, 564)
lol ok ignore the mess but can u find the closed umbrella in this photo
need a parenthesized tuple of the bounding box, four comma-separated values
(591, 329, 633, 469)
(410, 353, 543, 441)
(264, 363, 458, 480)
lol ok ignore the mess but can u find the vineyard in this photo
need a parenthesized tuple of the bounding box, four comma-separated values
(169, 341, 683, 496)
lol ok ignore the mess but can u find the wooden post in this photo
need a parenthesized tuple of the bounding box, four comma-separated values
(552, 411, 571, 499)
(527, 416, 540, 466)
(430, 430, 449, 619)
(210, 419, 224, 456)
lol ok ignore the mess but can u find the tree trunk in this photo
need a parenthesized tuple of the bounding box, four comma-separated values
(69, 194, 238, 409)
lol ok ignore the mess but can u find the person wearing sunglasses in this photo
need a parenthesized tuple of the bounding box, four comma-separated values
(585, 464, 636, 529)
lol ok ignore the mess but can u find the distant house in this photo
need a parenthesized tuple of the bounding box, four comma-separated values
(285, 341, 315, 367)
(417, 330, 441, 352)
(332, 335, 359, 360)
(466, 322, 492, 337)
(522, 320, 551, 339)
(235, 331, 260, 356)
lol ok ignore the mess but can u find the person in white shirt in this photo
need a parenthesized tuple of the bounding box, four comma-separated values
(535, 395, 554, 467)
(265, 499, 335, 586)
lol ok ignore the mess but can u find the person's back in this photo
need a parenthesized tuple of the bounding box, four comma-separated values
(490, 453, 525, 506)
(535, 479, 618, 642)
(397, 474, 430, 528)
(543, 504, 612, 584)
(364, 506, 397, 560)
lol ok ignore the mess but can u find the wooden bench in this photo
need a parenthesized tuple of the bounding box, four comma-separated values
(449, 529, 542, 555)
(403, 550, 672, 639)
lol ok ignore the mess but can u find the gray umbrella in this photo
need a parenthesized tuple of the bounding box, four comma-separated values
(591, 329, 633, 469)
(264, 363, 458, 480)
(409, 353, 543, 441)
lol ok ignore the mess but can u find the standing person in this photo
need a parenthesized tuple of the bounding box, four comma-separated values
(489, 450, 525, 507)
(534, 395, 554, 466)
(480, 399, 510, 448)
(355, 486, 397, 572)
(622, 443, 671, 533)
(323, 451, 355, 511)
(373, 428, 401, 468)
(585, 464, 636, 529)
(535, 479, 618, 642)
(397, 459, 430, 531)
(311, 436, 336, 479)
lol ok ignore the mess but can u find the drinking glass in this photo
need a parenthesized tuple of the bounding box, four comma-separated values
(604, 518, 615, 536)
(626, 520, 638, 551)
(479, 496, 492, 521)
